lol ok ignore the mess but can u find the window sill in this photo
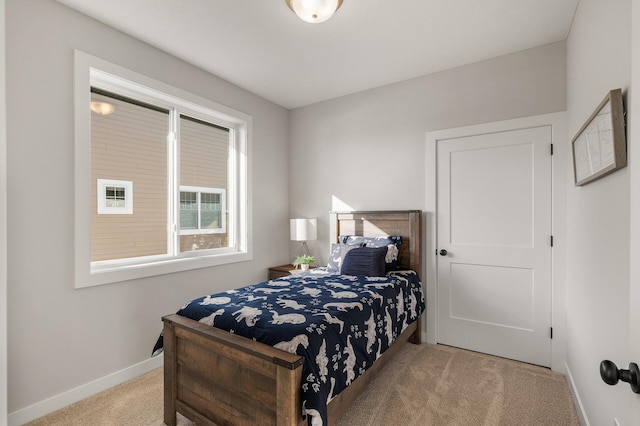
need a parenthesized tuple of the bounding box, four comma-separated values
(76, 250, 252, 289)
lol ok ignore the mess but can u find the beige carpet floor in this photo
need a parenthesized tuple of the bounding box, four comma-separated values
(26, 343, 579, 426)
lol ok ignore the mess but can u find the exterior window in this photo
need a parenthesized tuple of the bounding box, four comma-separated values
(179, 187, 225, 233)
(97, 179, 133, 214)
(74, 50, 251, 288)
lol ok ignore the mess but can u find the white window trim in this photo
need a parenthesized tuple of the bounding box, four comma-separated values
(97, 179, 133, 215)
(74, 50, 252, 288)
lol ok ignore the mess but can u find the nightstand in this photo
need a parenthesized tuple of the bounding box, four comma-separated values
(268, 264, 295, 280)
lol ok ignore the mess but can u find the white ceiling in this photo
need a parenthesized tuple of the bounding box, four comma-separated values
(57, 0, 579, 109)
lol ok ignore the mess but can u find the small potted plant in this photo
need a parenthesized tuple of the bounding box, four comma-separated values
(293, 254, 316, 271)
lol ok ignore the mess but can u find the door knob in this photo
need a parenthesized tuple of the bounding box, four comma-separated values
(439, 249, 448, 256)
(600, 360, 640, 393)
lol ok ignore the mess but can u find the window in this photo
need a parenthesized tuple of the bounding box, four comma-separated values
(179, 186, 226, 233)
(97, 179, 133, 214)
(74, 51, 251, 288)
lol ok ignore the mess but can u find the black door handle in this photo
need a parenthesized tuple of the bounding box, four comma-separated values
(600, 360, 640, 393)
(439, 249, 448, 256)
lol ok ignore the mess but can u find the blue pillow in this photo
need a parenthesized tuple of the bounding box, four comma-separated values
(339, 235, 402, 271)
(326, 243, 358, 273)
(340, 246, 387, 277)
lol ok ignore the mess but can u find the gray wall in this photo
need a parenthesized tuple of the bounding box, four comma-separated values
(6, 0, 289, 414)
(565, 0, 633, 424)
(289, 41, 567, 265)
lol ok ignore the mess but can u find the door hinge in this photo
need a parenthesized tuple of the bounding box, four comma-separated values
(550, 143, 554, 155)
(550, 235, 554, 247)
(550, 327, 553, 339)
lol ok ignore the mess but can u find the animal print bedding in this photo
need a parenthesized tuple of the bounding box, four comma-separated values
(152, 269, 425, 426)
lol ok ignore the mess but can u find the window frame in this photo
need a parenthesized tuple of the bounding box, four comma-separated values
(74, 50, 252, 288)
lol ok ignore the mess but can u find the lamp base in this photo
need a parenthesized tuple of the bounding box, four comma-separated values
(297, 241, 311, 258)
(294, 241, 316, 268)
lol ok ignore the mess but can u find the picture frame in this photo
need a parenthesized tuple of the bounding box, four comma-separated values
(572, 88, 627, 186)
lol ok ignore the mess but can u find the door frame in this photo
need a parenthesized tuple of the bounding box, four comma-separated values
(626, 2, 640, 423)
(424, 112, 567, 372)
(1, 1, 7, 424)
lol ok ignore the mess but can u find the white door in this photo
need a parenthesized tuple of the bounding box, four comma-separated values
(436, 126, 552, 367)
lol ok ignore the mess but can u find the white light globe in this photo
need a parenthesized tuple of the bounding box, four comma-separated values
(289, 0, 341, 23)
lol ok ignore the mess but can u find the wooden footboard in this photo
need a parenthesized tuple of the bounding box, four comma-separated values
(163, 313, 421, 426)
(163, 314, 305, 426)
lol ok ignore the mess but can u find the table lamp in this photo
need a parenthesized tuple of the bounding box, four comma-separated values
(290, 218, 317, 263)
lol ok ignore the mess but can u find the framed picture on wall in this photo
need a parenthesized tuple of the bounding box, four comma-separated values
(572, 88, 627, 186)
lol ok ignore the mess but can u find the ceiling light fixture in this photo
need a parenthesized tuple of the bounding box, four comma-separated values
(90, 101, 116, 115)
(285, 0, 343, 24)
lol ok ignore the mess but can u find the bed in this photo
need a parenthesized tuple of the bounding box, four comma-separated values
(158, 210, 424, 426)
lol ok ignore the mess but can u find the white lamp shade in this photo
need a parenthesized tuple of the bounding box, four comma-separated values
(290, 218, 317, 241)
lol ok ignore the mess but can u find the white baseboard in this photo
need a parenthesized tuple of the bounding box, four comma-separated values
(565, 361, 590, 426)
(8, 355, 163, 426)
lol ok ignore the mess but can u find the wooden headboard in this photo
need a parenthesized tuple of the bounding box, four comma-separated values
(329, 210, 422, 278)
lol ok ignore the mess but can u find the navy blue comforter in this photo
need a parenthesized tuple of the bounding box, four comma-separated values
(153, 268, 425, 426)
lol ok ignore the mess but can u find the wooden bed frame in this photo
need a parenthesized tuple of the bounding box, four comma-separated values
(163, 210, 423, 426)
